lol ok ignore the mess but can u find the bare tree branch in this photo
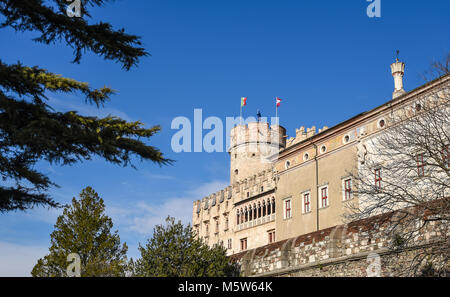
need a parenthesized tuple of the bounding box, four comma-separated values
(345, 55, 450, 276)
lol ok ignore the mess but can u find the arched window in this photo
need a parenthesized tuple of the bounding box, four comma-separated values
(249, 205, 253, 221)
(244, 207, 248, 222)
(241, 208, 244, 224)
(262, 201, 266, 217)
(236, 209, 240, 225)
(253, 203, 257, 219)
(267, 198, 271, 215)
(258, 202, 261, 218)
(272, 197, 275, 214)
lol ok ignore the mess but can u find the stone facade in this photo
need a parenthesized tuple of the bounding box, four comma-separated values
(192, 60, 450, 259)
(192, 168, 278, 253)
(230, 213, 445, 277)
(229, 122, 286, 184)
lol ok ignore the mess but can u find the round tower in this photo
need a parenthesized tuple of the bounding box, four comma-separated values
(229, 122, 286, 184)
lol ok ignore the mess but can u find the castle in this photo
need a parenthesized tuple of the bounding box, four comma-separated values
(191, 58, 450, 258)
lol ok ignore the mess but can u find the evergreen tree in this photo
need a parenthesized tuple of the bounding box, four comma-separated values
(31, 187, 128, 277)
(0, 0, 171, 212)
(132, 217, 240, 277)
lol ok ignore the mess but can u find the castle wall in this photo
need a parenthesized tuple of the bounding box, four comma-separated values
(193, 169, 278, 255)
(230, 215, 445, 277)
(275, 143, 358, 241)
(192, 73, 449, 262)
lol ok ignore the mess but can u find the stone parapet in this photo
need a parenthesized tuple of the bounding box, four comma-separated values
(230, 211, 444, 276)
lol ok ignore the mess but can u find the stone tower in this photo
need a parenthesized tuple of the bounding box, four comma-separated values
(229, 122, 286, 184)
(390, 57, 406, 99)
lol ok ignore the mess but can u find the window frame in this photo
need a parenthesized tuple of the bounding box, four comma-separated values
(343, 134, 350, 144)
(240, 238, 247, 251)
(377, 118, 386, 129)
(284, 198, 292, 219)
(302, 192, 311, 213)
(285, 160, 291, 169)
(343, 178, 352, 201)
(374, 168, 382, 189)
(416, 152, 425, 177)
(320, 186, 328, 208)
(215, 219, 219, 233)
(268, 230, 276, 244)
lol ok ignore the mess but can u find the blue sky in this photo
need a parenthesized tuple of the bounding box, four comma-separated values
(0, 0, 449, 276)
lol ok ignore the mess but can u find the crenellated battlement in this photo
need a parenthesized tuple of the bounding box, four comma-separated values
(229, 122, 285, 183)
(286, 125, 329, 148)
(192, 168, 276, 226)
(229, 122, 286, 151)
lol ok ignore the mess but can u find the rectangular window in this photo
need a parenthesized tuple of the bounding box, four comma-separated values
(215, 220, 219, 233)
(344, 178, 352, 200)
(416, 153, 425, 177)
(374, 169, 382, 189)
(227, 239, 232, 249)
(240, 238, 247, 251)
(303, 193, 311, 213)
(284, 199, 292, 219)
(320, 186, 328, 208)
(268, 230, 275, 244)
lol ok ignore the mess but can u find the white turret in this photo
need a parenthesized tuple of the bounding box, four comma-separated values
(390, 56, 406, 99)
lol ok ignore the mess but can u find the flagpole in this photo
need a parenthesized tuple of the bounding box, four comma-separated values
(240, 103, 242, 126)
(275, 97, 278, 125)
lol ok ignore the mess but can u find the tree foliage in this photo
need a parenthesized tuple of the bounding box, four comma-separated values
(0, 0, 171, 212)
(31, 187, 128, 277)
(131, 216, 240, 277)
(0, 0, 147, 69)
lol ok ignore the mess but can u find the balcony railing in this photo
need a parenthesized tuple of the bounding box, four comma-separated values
(236, 213, 275, 231)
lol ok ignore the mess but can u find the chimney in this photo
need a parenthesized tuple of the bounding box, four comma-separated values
(390, 56, 406, 99)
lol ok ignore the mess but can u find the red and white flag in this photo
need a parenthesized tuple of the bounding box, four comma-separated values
(241, 97, 247, 107)
(276, 97, 282, 107)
